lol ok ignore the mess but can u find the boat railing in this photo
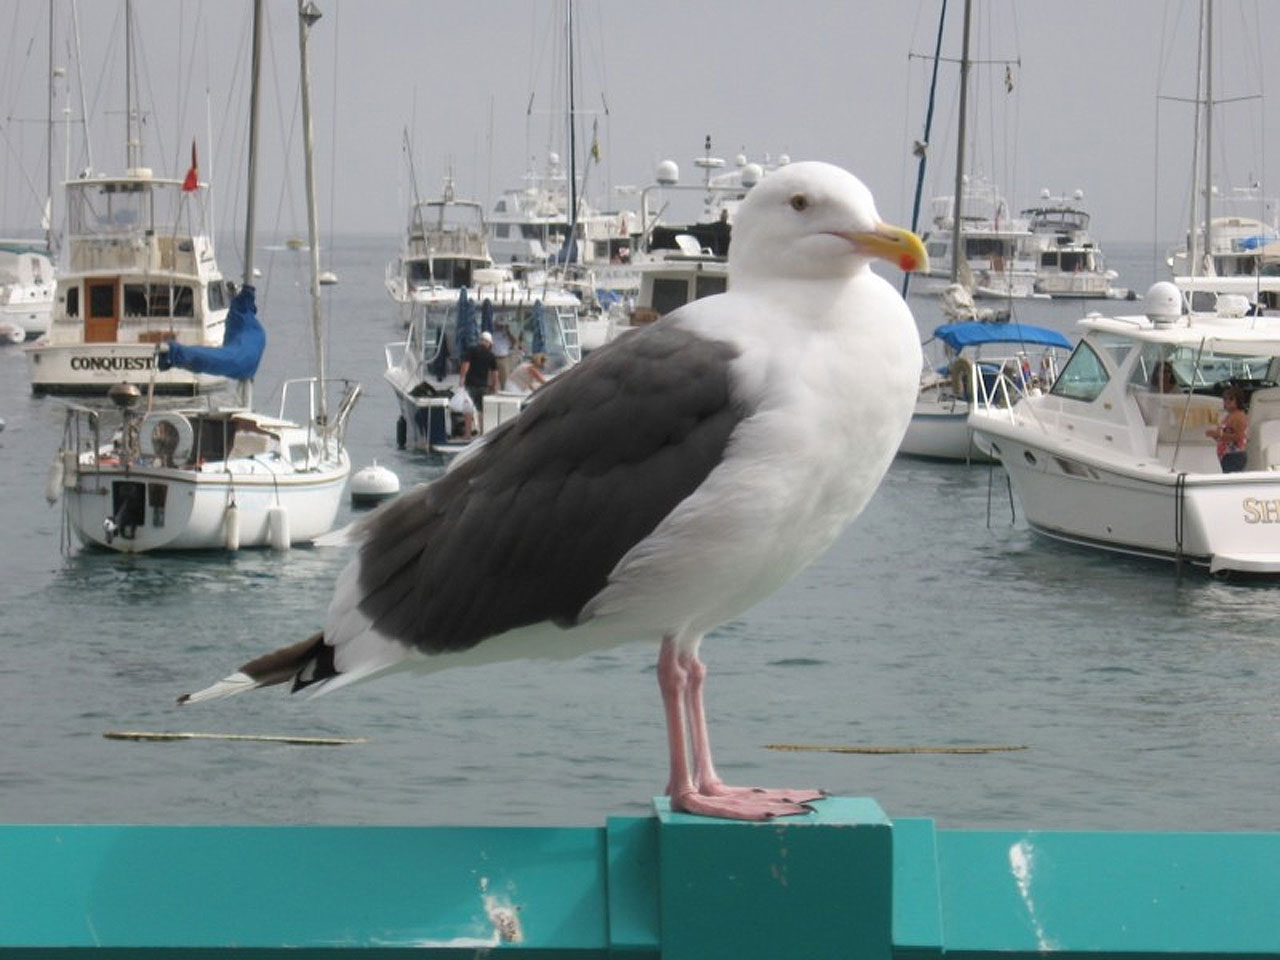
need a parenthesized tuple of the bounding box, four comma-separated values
(278, 376, 361, 460)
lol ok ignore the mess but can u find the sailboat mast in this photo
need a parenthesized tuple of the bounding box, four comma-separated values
(46, 0, 54, 249)
(124, 0, 141, 170)
(1187, 0, 1206, 278)
(565, 0, 578, 256)
(949, 0, 972, 285)
(902, 0, 948, 296)
(298, 0, 326, 422)
(243, 0, 263, 287)
(1202, 0, 1214, 275)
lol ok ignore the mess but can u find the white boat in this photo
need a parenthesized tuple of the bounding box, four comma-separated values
(1167, 4, 1280, 315)
(50, 0, 358, 553)
(0, 240, 54, 340)
(900, 321, 1071, 462)
(384, 273, 582, 455)
(23, 6, 229, 397)
(584, 147, 770, 349)
(1169, 184, 1279, 284)
(969, 281, 1280, 575)
(1021, 189, 1124, 299)
(919, 174, 1039, 300)
(910, 1, 1036, 304)
(385, 178, 494, 327)
(23, 168, 231, 396)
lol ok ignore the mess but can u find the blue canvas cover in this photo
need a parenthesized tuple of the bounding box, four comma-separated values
(933, 321, 1071, 352)
(158, 285, 266, 380)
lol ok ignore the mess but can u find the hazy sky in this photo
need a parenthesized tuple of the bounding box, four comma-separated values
(2, 0, 1276, 249)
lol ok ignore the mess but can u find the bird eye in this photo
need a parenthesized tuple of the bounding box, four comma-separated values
(789, 194, 808, 211)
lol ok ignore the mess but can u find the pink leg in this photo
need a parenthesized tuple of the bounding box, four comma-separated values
(658, 636, 823, 820)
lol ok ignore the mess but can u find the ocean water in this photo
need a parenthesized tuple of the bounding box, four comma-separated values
(2, 238, 1278, 831)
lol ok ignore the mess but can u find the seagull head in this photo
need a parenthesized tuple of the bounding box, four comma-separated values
(728, 161, 928, 286)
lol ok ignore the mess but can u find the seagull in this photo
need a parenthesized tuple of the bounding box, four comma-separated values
(179, 161, 928, 820)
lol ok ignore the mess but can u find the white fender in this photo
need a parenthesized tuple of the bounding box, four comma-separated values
(223, 503, 241, 551)
(267, 504, 290, 551)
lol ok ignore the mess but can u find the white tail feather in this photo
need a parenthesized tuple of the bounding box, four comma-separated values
(177, 671, 260, 705)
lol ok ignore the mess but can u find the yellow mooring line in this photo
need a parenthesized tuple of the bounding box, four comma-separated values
(765, 743, 1027, 755)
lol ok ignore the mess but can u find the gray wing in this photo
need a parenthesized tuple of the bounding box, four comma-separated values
(351, 318, 747, 654)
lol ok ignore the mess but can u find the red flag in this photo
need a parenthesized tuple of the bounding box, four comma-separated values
(182, 140, 199, 192)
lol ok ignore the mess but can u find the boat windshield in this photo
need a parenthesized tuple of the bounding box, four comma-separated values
(1127, 342, 1278, 394)
(412, 300, 577, 375)
(1050, 340, 1110, 402)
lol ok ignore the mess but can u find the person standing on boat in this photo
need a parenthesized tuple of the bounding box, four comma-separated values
(1208, 385, 1249, 473)
(459, 330, 499, 440)
(490, 309, 515, 389)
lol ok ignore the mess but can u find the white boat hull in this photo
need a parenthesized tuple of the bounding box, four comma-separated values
(25, 342, 221, 396)
(62, 460, 349, 553)
(973, 421, 1280, 573)
(899, 405, 994, 462)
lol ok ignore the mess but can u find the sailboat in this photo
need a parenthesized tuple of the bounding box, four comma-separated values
(915, 0, 1035, 307)
(1171, 0, 1280, 314)
(1, 3, 59, 344)
(48, 0, 358, 553)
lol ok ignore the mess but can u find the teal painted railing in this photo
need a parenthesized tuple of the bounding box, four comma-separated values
(2, 797, 1277, 957)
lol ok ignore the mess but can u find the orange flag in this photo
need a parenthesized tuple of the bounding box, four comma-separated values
(182, 140, 199, 192)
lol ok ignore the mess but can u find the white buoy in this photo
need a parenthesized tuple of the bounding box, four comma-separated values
(267, 504, 290, 551)
(350, 461, 400, 507)
(223, 503, 241, 551)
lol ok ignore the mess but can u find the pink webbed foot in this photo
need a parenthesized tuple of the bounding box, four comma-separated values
(670, 785, 827, 821)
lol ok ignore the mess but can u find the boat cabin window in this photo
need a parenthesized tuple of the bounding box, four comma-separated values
(651, 278, 691, 316)
(695, 275, 727, 300)
(208, 281, 228, 312)
(122, 283, 195, 318)
(1130, 345, 1182, 392)
(66, 285, 79, 318)
(1050, 341, 1110, 402)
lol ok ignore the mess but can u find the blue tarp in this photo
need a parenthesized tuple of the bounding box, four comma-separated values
(480, 298, 494, 335)
(531, 300, 546, 354)
(932, 322, 1071, 352)
(158, 285, 266, 380)
(455, 287, 478, 355)
(1236, 234, 1279, 251)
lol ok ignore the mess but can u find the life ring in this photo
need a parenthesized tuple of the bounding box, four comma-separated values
(140, 411, 194, 464)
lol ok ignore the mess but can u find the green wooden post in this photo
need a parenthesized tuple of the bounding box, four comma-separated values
(655, 796, 893, 960)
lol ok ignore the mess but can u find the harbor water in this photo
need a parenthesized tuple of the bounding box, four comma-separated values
(2, 239, 1278, 831)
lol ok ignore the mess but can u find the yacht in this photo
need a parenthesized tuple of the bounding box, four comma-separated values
(384, 271, 582, 455)
(23, 168, 230, 396)
(919, 175, 1038, 300)
(1021, 189, 1122, 299)
(386, 179, 494, 328)
(969, 282, 1280, 575)
(0, 240, 54, 341)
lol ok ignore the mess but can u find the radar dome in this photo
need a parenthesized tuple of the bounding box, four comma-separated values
(655, 160, 679, 185)
(740, 163, 763, 188)
(1144, 281, 1183, 325)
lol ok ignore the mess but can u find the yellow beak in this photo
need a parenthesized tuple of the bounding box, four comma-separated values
(840, 222, 930, 274)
